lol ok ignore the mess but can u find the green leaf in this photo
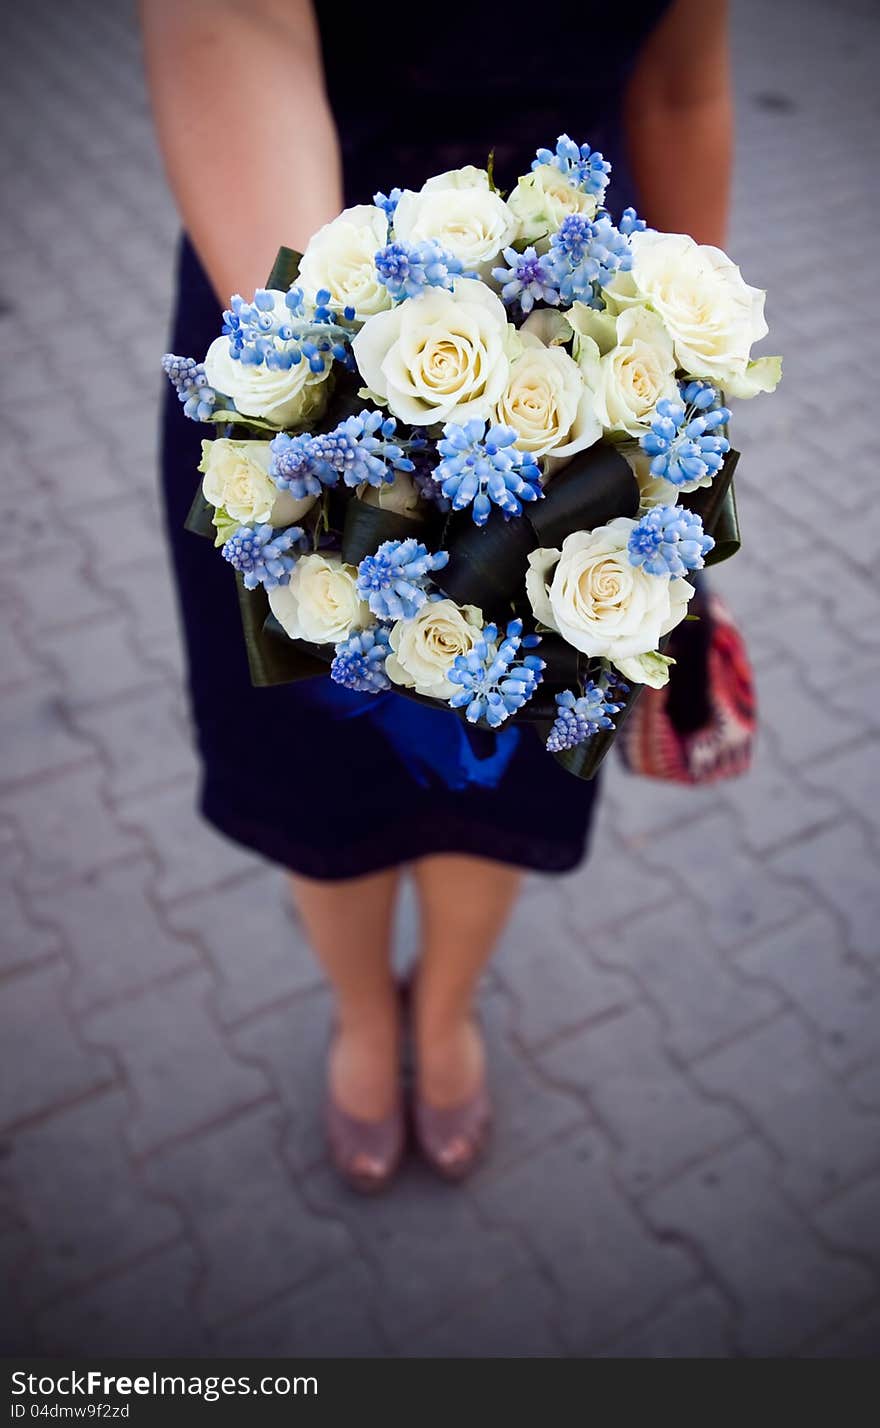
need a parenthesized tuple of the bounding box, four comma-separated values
(680, 449, 741, 565)
(235, 577, 329, 687)
(211, 506, 240, 549)
(265, 245, 303, 291)
(184, 485, 216, 540)
(340, 496, 438, 567)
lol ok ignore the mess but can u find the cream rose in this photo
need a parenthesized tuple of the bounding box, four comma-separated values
(385, 599, 483, 700)
(359, 471, 422, 516)
(199, 439, 316, 527)
(204, 330, 329, 428)
(298, 204, 392, 319)
(352, 280, 513, 426)
(507, 166, 598, 243)
(494, 329, 600, 458)
(599, 308, 679, 437)
(606, 231, 782, 398)
(525, 519, 694, 665)
(268, 553, 367, 645)
(393, 168, 517, 275)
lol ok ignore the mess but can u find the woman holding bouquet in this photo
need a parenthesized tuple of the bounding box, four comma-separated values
(142, 0, 733, 1191)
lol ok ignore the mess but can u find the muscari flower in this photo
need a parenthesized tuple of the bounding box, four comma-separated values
(161, 353, 219, 422)
(222, 285, 355, 376)
(221, 523, 305, 591)
(331, 625, 392, 693)
(491, 246, 561, 314)
(374, 239, 469, 301)
(373, 187, 403, 221)
(447, 619, 544, 728)
(548, 212, 634, 307)
(356, 539, 450, 621)
(533, 135, 611, 200)
(618, 206, 647, 237)
(269, 411, 418, 498)
(545, 680, 627, 753)
(627, 504, 715, 578)
(640, 382, 732, 488)
(434, 420, 543, 527)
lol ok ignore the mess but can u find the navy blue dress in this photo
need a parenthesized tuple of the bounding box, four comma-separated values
(160, 2, 669, 879)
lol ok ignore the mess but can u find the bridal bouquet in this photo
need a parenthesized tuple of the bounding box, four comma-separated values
(164, 137, 780, 778)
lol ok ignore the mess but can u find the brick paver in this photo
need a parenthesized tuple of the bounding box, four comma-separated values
(1, 0, 878, 1358)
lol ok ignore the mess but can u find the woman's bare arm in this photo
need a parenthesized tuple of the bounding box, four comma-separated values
(139, 0, 342, 304)
(624, 0, 732, 247)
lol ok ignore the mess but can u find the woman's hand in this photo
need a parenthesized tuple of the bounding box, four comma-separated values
(140, 0, 342, 303)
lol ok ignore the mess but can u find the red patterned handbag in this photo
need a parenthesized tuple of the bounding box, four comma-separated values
(617, 588, 756, 784)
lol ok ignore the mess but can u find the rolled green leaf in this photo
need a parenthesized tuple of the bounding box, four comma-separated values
(437, 506, 537, 614)
(235, 576, 327, 686)
(340, 497, 439, 567)
(265, 245, 303, 291)
(184, 485, 216, 540)
(680, 449, 741, 565)
(528, 442, 640, 548)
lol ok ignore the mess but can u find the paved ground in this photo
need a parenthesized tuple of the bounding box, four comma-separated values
(2, 0, 879, 1360)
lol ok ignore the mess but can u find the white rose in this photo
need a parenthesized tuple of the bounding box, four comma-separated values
(352, 280, 513, 426)
(359, 471, 422, 516)
(493, 330, 600, 458)
(393, 168, 517, 276)
(204, 330, 329, 428)
(525, 518, 694, 661)
(199, 439, 316, 527)
(268, 553, 368, 645)
(298, 205, 391, 319)
(568, 304, 679, 438)
(508, 167, 598, 244)
(386, 599, 483, 700)
(607, 231, 782, 398)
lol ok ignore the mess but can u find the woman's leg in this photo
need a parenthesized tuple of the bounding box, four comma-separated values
(410, 854, 522, 1108)
(289, 868, 402, 1122)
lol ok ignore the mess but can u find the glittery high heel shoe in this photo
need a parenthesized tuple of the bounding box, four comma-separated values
(325, 1083, 405, 1195)
(413, 1079, 492, 1181)
(412, 1017, 492, 1181)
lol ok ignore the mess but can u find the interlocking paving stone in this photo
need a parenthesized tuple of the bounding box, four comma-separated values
(0, 683, 94, 792)
(168, 871, 323, 1026)
(693, 1014, 880, 1209)
(68, 683, 194, 803)
(600, 1284, 735, 1359)
(82, 971, 270, 1156)
(404, 1265, 565, 1358)
(589, 909, 781, 1063)
(8, 1089, 182, 1304)
(493, 884, 633, 1050)
(143, 1106, 353, 1327)
(115, 777, 262, 904)
(471, 1127, 696, 1354)
(538, 1005, 745, 1198)
(770, 820, 880, 966)
(32, 859, 201, 1011)
(212, 1259, 388, 1358)
(0, 964, 115, 1132)
(3, 765, 144, 893)
(735, 909, 880, 1076)
(35, 1242, 206, 1356)
(644, 1139, 875, 1357)
(814, 1175, 880, 1277)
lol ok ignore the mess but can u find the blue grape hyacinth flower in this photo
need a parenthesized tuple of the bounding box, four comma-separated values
(533, 136, 611, 199)
(545, 681, 627, 753)
(491, 246, 561, 314)
(627, 504, 715, 578)
(434, 420, 543, 527)
(447, 619, 544, 728)
(161, 354, 219, 422)
(356, 540, 450, 621)
(331, 626, 392, 693)
(640, 383, 732, 489)
(221, 524, 305, 591)
(375, 239, 469, 301)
